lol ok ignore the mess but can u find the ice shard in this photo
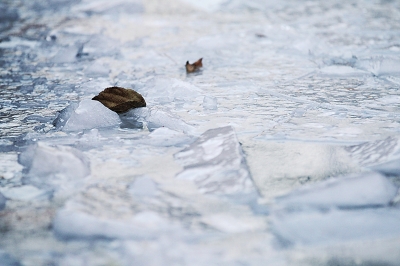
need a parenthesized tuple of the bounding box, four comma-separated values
(174, 126, 256, 196)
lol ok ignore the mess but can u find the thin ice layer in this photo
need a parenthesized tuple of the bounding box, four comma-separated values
(53, 99, 121, 132)
(19, 143, 90, 191)
(271, 208, 400, 246)
(174, 126, 256, 195)
(275, 172, 398, 209)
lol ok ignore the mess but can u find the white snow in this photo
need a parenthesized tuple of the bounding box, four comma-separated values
(54, 99, 121, 132)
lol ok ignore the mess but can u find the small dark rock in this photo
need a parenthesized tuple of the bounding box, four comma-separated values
(92, 86, 146, 113)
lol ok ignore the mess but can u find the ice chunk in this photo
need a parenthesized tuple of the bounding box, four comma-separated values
(128, 176, 158, 198)
(0, 192, 6, 211)
(54, 209, 170, 240)
(271, 208, 400, 246)
(203, 96, 218, 111)
(275, 172, 398, 209)
(0, 185, 49, 201)
(138, 78, 201, 105)
(125, 107, 194, 134)
(174, 126, 256, 195)
(246, 141, 358, 199)
(53, 184, 175, 240)
(19, 143, 90, 191)
(53, 99, 121, 132)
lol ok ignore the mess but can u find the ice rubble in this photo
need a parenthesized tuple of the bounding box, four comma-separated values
(53, 99, 121, 132)
(0, 191, 6, 211)
(124, 107, 195, 134)
(275, 172, 398, 209)
(19, 143, 90, 192)
(174, 126, 256, 196)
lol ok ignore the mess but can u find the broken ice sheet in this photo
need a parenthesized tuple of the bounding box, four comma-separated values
(174, 126, 256, 196)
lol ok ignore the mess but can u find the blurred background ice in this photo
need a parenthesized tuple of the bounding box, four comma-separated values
(1, 0, 400, 265)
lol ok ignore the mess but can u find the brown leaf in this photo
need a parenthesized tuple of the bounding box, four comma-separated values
(185, 58, 203, 73)
(92, 86, 146, 113)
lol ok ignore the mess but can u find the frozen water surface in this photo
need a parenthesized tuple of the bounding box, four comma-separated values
(1, 0, 400, 265)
